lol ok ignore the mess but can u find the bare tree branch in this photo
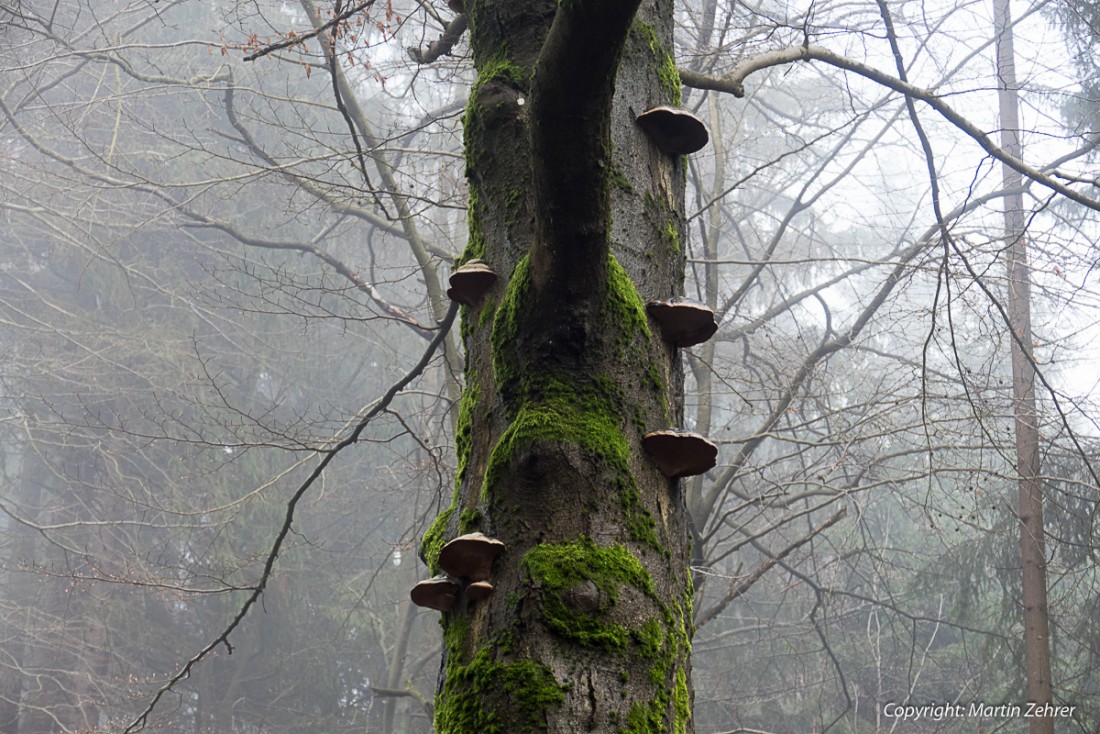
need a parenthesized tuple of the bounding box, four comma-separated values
(680, 46, 1100, 214)
(407, 14, 468, 64)
(242, 0, 378, 62)
(695, 506, 846, 629)
(123, 301, 459, 734)
(181, 219, 435, 338)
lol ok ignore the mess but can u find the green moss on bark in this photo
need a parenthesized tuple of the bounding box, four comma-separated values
(524, 538, 655, 594)
(486, 253, 665, 551)
(421, 504, 455, 574)
(492, 252, 654, 390)
(475, 55, 528, 91)
(520, 540, 692, 733)
(434, 647, 566, 734)
(478, 298, 496, 329)
(482, 387, 625, 494)
(663, 219, 680, 255)
(621, 596, 693, 733)
(619, 598, 692, 734)
(459, 506, 482, 533)
(443, 614, 471, 659)
(523, 538, 655, 648)
(619, 483, 663, 553)
(673, 666, 690, 734)
(489, 254, 530, 392)
(605, 253, 652, 344)
(637, 619, 665, 669)
(455, 378, 480, 489)
(464, 55, 530, 179)
(459, 186, 486, 266)
(609, 166, 634, 193)
(632, 22, 682, 105)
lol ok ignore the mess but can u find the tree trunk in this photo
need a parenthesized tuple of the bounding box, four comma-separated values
(419, 0, 697, 729)
(994, 2, 1054, 730)
(382, 600, 419, 733)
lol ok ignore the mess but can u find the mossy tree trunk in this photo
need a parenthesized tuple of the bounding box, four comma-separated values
(420, 0, 696, 729)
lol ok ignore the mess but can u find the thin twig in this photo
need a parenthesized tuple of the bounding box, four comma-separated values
(323, 2, 374, 189)
(243, 0, 377, 62)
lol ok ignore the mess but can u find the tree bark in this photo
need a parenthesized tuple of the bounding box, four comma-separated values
(994, 1, 1054, 730)
(419, 0, 696, 729)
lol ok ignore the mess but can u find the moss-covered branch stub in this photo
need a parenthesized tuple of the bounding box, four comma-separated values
(522, 538, 693, 733)
(464, 56, 528, 188)
(523, 538, 655, 648)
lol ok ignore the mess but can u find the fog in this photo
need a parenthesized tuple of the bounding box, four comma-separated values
(1, 0, 1099, 731)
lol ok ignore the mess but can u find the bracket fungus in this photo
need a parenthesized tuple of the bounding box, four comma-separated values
(446, 259, 497, 306)
(465, 580, 495, 601)
(438, 532, 505, 581)
(410, 576, 460, 612)
(646, 297, 718, 348)
(446, 0, 464, 12)
(636, 106, 710, 155)
(642, 429, 718, 478)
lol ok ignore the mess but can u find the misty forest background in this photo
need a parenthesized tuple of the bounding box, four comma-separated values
(3, 0, 1100, 732)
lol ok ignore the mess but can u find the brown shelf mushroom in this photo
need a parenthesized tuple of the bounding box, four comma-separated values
(636, 106, 709, 156)
(446, 0, 464, 12)
(438, 532, 505, 581)
(465, 580, 495, 601)
(646, 297, 718, 348)
(642, 429, 718, 478)
(410, 576, 460, 612)
(447, 259, 497, 306)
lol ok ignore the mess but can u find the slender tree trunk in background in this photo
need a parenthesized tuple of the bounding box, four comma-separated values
(4, 454, 49, 734)
(381, 599, 418, 733)
(994, 1, 1054, 729)
(418, 0, 696, 729)
(686, 90, 722, 598)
